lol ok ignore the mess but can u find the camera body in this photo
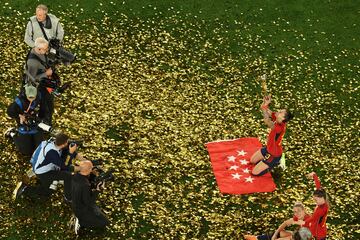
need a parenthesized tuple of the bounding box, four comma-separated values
(22, 113, 53, 133)
(24, 113, 39, 126)
(68, 139, 84, 148)
(89, 167, 115, 190)
(48, 38, 76, 66)
(20, 112, 41, 131)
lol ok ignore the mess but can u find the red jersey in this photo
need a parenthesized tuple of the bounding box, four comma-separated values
(304, 174, 329, 239)
(266, 113, 286, 156)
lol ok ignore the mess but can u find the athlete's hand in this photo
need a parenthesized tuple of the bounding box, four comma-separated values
(263, 95, 271, 106)
(307, 172, 316, 179)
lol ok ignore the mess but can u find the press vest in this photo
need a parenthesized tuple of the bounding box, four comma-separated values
(28, 14, 61, 41)
(31, 140, 62, 174)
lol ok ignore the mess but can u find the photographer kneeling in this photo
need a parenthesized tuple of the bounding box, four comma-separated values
(13, 133, 82, 201)
(71, 160, 110, 234)
(6, 84, 48, 155)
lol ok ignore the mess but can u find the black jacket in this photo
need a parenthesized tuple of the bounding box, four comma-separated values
(71, 173, 99, 216)
(7, 93, 47, 125)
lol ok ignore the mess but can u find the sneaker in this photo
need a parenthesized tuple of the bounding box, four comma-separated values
(74, 217, 80, 235)
(68, 215, 75, 230)
(13, 181, 26, 201)
(244, 235, 257, 240)
(4, 127, 17, 139)
(63, 194, 72, 204)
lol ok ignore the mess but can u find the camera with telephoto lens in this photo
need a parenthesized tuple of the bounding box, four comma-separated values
(89, 167, 115, 190)
(38, 72, 71, 97)
(23, 113, 55, 133)
(48, 38, 76, 66)
(21, 113, 55, 133)
(37, 122, 53, 132)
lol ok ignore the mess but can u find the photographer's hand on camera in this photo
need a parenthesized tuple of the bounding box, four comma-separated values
(19, 114, 27, 124)
(64, 144, 92, 173)
(96, 181, 105, 192)
(45, 68, 53, 78)
(69, 143, 77, 154)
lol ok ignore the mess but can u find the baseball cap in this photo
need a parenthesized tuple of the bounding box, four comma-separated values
(25, 84, 37, 99)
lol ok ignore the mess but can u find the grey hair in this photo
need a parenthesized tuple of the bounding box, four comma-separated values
(34, 37, 48, 49)
(36, 4, 48, 13)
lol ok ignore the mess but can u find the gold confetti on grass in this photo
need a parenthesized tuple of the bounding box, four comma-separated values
(0, 2, 358, 239)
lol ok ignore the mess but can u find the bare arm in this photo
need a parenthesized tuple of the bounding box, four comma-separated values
(261, 96, 274, 129)
(307, 172, 322, 190)
(263, 113, 274, 129)
(272, 218, 294, 240)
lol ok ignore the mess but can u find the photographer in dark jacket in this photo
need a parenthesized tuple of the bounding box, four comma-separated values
(71, 161, 110, 234)
(6, 84, 48, 155)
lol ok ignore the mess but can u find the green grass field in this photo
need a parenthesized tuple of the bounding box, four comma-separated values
(0, 0, 359, 239)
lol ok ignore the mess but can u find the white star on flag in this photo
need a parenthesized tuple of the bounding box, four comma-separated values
(240, 159, 249, 165)
(232, 173, 242, 179)
(229, 165, 239, 170)
(245, 176, 254, 183)
(242, 168, 250, 173)
(227, 156, 236, 162)
(237, 150, 247, 156)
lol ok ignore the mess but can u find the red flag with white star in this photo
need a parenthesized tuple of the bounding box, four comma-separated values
(205, 137, 276, 194)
